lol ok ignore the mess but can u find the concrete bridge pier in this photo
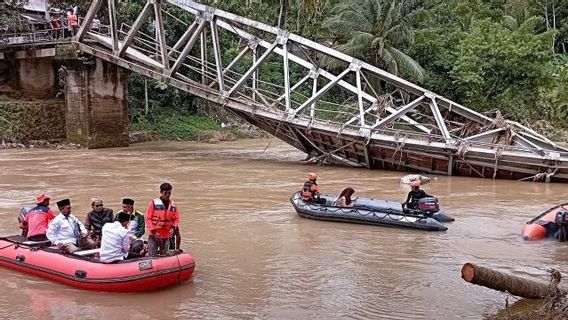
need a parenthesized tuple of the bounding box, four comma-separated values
(65, 57, 129, 148)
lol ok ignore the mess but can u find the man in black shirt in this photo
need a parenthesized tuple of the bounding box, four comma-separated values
(85, 197, 114, 247)
(402, 180, 431, 211)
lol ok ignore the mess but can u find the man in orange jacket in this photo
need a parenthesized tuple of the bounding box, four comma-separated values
(146, 183, 180, 257)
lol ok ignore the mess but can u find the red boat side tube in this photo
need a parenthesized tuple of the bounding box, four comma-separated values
(522, 203, 568, 241)
(0, 236, 195, 292)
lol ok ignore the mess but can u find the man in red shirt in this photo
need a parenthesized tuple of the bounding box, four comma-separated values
(146, 183, 180, 257)
(20, 193, 56, 241)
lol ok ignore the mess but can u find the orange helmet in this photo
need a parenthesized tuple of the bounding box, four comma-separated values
(410, 180, 421, 188)
(36, 193, 51, 204)
(308, 173, 318, 180)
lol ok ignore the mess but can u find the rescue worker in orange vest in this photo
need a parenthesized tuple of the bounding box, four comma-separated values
(146, 183, 180, 257)
(20, 193, 56, 241)
(300, 173, 325, 204)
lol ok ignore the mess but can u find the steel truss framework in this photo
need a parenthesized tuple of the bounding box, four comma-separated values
(73, 0, 568, 180)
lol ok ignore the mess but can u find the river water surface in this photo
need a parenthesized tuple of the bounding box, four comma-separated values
(0, 139, 567, 320)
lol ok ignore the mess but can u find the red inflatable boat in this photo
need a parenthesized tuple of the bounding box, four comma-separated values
(522, 203, 568, 240)
(0, 235, 195, 292)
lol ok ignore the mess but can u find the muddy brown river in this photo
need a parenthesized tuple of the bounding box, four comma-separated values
(0, 139, 567, 320)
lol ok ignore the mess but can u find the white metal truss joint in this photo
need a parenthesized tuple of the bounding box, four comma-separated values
(424, 91, 437, 100)
(308, 67, 320, 79)
(349, 59, 363, 72)
(358, 127, 371, 138)
(247, 37, 260, 51)
(204, 7, 215, 21)
(277, 34, 289, 45)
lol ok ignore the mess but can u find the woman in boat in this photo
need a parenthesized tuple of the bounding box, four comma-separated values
(335, 187, 358, 207)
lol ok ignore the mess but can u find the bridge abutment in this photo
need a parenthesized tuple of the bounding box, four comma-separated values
(65, 58, 129, 148)
(1, 45, 130, 148)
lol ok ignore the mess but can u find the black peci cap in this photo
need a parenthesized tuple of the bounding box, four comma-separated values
(122, 198, 135, 205)
(56, 198, 71, 208)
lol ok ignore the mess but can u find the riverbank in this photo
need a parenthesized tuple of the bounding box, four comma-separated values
(0, 99, 267, 149)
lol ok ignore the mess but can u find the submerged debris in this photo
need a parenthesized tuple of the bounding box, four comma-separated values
(499, 269, 568, 320)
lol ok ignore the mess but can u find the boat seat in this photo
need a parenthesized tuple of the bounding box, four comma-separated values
(74, 248, 100, 256)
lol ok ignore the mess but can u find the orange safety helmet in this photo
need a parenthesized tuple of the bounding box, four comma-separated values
(36, 193, 51, 204)
(410, 180, 421, 188)
(308, 172, 318, 180)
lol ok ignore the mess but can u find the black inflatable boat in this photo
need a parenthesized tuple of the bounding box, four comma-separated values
(290, 192, 454, 231)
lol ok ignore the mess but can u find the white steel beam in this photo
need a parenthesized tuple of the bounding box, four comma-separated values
(108, 0, 119, 53)
(293, 66, 351, 115)
(170, 20, 198, 57)
(76, 0, 104, 41)
(429, 98, 451, 141)
(169, 19, 206, 77)
(153, 0, 169, 69)
(210, 18, 224, 92)
(227, 39, 279, 97)
(371, 96, 425, 130)
(118, 1, 153, 57)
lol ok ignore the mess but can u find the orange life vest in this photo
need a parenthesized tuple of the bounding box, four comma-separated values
(149, 198, 177, 228)
(301, 180, 319, 201)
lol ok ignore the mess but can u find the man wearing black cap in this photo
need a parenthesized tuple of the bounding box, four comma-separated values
(46, 199, 94, 253)
(100, 211, 134, 263)
(114, 198, 145, 256)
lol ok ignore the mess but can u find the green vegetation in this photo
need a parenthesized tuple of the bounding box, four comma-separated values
(42, 0, 568, 141)
(140, 0, 567, 140)
(130, 113, 220, 140)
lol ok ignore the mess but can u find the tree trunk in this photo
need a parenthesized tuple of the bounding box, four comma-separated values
(461, 262, 564, 299)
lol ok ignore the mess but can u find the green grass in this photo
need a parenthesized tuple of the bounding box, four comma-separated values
(130, 114, 220, 140)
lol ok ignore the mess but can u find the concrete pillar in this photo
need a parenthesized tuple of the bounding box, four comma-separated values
(65, 58, 129, 148)
(11, 48, 57, 98)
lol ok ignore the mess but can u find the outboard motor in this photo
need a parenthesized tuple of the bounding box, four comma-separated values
(554, 211, 568, 242)
(418, 197, 439, 215)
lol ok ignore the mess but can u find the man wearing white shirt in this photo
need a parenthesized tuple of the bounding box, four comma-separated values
(46, 198, 93, 253)
(100, 212, 134, 263)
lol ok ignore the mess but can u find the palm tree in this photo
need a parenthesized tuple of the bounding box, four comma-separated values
(322, 0, 424, 82)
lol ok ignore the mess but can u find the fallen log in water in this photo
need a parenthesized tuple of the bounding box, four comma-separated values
(461, 262, 564, 299)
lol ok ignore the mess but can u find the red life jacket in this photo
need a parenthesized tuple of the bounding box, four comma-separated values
(301, 180, 319, 201)
(149, 198, 177, 228)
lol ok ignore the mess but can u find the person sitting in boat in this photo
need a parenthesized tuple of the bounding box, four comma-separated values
(402, 180, 431, 212)
(46, 199, 95, 254)
(84, 197, 114, 248)
(19, 193, 56, 241)
(301, 173, 325, 204)
(335, 187, 358, 207)
(100, 211, 135, 263)
(114, 197, 145, 257)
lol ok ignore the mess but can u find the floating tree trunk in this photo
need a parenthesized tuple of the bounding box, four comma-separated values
(461, 262, 561, 299)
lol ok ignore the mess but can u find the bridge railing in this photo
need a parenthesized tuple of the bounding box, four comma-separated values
(0, 28, 70, 46)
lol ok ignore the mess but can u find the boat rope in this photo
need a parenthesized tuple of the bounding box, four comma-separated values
(0, 242, 17, 250)
(493, 145, 504, 179)
(527, 203, 568, 224)
(302, 201, 428, 223)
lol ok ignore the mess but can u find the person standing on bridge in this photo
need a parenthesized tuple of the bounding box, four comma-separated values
(67, 10, 78, 36)
(146, 183, 180, 257)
